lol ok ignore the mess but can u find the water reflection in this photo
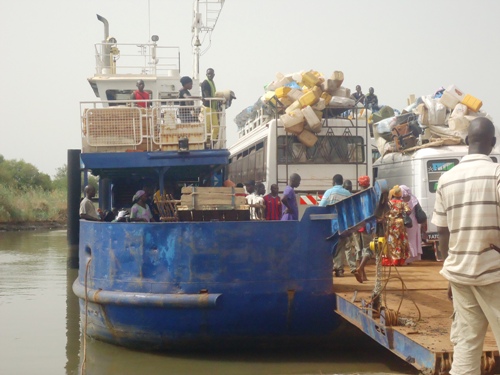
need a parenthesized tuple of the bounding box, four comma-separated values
(0, 230, 418, 375)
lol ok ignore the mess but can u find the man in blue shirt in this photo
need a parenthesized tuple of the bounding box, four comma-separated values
(319, 174, 351, 207)
(320, 174, 356, 279)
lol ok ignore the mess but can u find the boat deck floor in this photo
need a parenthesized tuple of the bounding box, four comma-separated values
(334, 260, 498, 374)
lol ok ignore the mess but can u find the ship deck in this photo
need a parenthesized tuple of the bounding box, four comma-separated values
(334, 259, 499, 374)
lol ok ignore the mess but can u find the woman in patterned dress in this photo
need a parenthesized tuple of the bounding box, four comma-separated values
(382, 185, 411, 266)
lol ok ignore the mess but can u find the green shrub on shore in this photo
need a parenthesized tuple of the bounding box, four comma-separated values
(0, 184, 67, 223)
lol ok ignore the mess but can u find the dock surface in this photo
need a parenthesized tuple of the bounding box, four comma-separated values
(334, 260, 498, 374)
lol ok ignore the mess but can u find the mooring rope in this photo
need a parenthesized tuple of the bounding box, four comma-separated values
(80, 258, 92, 375)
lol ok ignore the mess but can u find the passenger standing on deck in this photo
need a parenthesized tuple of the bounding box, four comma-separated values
(130, 79, 150, 108)
(281, 173, 301, 221)
(355, 175, 374, 282)
(433, 117, 500, 375)
(79, 185, 103, 221)
(264, 184, 282, 221)
(400, 185, 426, 265)
(130, 190, 155, 222)
(178, 76, 198, 123)
(320, 174, 356, 279)
(383, 185, 410, 266)
(201, 68, 219, 139)
(244, 180, 255, 198)
(251, 182, 266, 221)
(342, 179, 361, 281)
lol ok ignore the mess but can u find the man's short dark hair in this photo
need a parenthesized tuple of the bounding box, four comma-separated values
(180, 76, 193, 86)
(333, 174, 343, 185)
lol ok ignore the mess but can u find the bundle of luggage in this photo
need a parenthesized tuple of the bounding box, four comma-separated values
(257, 70, 362, 147)
(373, 84, 489, 154)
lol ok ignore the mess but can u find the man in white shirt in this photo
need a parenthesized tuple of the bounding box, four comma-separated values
(79, 185, 102, 221)
(433, 117, 500, 375)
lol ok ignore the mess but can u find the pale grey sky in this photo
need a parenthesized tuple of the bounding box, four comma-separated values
(1, 0, 499, 176)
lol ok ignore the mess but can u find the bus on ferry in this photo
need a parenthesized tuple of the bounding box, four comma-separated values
(227, 106, 372, 206)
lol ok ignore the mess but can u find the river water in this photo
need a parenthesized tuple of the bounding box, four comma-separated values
(0, 230, 418, 375)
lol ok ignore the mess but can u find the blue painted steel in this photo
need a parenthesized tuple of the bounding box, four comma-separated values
(75, 205, 344, 349)
(80, 150, 230, 170)
(336, 296, 436, 372)
(325, 181, 383, 254)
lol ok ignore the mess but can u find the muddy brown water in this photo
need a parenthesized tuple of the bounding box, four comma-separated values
(0, 230, 418, 375)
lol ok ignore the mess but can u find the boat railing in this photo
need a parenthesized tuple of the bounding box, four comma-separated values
(94, 42, 180, 76)
(80, 98, 226, 153)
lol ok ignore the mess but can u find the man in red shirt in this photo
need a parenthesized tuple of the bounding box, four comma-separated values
(263, 184, 282, 220)
(130, 79, 150, 108)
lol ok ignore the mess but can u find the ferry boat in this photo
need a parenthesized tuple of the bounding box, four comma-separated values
(71, 2, 380, 350)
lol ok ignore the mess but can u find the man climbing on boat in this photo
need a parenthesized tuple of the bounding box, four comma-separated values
(130, 79, 150, 108)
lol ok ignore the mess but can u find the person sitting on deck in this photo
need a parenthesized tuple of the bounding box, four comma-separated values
(130, 79, 151, 108)
(350, 85, 365, 105)
(79, 185, 104, 221)
(365, 87, 379, 112)
(130, 190, 155, 222)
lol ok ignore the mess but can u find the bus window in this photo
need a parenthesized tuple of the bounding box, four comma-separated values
(248, 147, 256, 181)
(255, 148, 265, 182)
(277, 135, 365, 164)
(427, 159, 459, 193)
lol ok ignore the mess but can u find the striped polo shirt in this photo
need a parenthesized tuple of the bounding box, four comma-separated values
(432, 154, 500, 286)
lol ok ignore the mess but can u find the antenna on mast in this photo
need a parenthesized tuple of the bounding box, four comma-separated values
(192, 0, 224, 80)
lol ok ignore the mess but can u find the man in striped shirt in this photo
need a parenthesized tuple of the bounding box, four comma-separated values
(432, 117, 500, 375)
(264, 184, 282, 220)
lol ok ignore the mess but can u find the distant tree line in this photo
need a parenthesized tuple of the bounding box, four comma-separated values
(0, 154, 104, 223)
(0, 154, 67, 191)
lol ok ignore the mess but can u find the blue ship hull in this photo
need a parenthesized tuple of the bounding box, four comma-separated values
(74, 206, 342, 349)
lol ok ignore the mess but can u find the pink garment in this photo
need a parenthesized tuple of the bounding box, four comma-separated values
(400, 185, 422, 263)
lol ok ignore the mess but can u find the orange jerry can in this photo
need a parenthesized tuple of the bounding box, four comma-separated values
(461, 94, 483, 112)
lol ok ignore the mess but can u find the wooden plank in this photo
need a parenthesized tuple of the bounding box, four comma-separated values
(181, 186, 245, 194)
(180, 195, 246, 207)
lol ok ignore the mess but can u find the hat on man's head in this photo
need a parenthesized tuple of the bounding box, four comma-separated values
(132, 190, 146, 202)
(358, 175, 370, 188)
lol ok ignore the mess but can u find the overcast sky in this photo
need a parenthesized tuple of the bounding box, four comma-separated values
(1, 0, 499, 176)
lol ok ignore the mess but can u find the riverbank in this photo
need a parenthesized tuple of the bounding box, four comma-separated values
(0, 221, 66, 232)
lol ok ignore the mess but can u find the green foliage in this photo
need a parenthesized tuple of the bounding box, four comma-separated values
(52, 164, 68, 191)
(0, 184, 66, 223)
(0, 154, 69, 222)
(0, 155, 52, 191)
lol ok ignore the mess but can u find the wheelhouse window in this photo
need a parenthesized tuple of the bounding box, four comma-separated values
(277, 135, 365, 164)
(105, 89, 153, 106)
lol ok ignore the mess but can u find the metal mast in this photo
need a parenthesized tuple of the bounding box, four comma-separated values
(191, 0, 225, 80)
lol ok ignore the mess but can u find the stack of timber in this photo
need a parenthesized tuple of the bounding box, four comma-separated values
(177, 187, 249, 222)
